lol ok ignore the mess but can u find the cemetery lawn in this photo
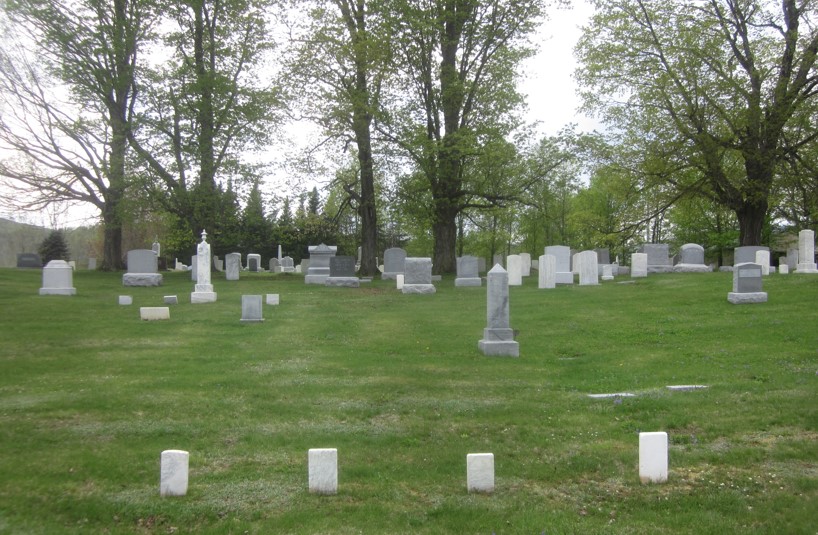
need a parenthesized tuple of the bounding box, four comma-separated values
(1, 268, 817, 535)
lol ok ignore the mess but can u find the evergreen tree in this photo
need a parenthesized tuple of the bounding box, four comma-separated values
(38, 230, 70, 264)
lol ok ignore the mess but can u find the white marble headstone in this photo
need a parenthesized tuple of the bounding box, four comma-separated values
(639, 432, 668, 484)
(467, 453, 495, 493)
(308, 448, 338, 495)
(160, 449, 189, 496)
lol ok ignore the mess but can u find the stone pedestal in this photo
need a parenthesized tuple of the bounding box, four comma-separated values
(795, 229, 818, 273)
(39, 260, 76, 295)
(727, 262, 767, 304)
(478, 265, 518, 357)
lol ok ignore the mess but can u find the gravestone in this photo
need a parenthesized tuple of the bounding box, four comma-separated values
(247, 254, 261, 272)
(778, 259, 789, 274)
(280, 256, 295, 273)
(639, 432, 668, 484)
(467, 453, 494, 494)
(402, 257, 436, 294)
(544, 246, 573, 284)
(520, 253, 532, 277)
(594, 248, 611, 265)
(755, 250, 771, 276)
(16, 253, 42, 268)
(163, 295, 178, 305)
(123, 249, 163, 286)
(506, 255, 522, 286)
(578, 250, 599, 286)
(308, 448, 338, 495)
(269, 258, 280, 273)
(39, 260, 76, 295)
(87, 258, 97, 270)
(266, 294, 280, 305)
(795, 229, 818, 273)
(240, 295, 264, 322)
(213, 256, 224, 272)
(455, 255, 482, 287)
(601, 264, 614, 281)
(225, 253, 241, 280)
(638, 244, 673, 273)
(160, 450, 188, 497)
(396, 273, 404, 290)
(190, 230, 217, 303)
(118, 295, 132, 305)
(538, 254, 556, 289)
(734, 246, 768, 265)
(140, 307, 170, 320)
(305, 244, 337, 284)
(631, 253, 648, 278)
(728, 262, 767, 304)
(325, 256, 359, 287)
(478, 265, 519, 357)
(673, 243, 711, 272)
(786, 248, 799, 271)
(382, 248, 407, 280)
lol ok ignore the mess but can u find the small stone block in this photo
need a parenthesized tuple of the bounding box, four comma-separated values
(467, 453, 494, 493)
(665, 385, 708, 391)
(118, 295, 133, 305)
(160, 449, 189, 497)
(639, 432, 668, 484)
(140, 307, 170, 321)
(587, 392, 636, 399)
(266, 294, 280, 305)
(163, 295, 178, 305)
(308, 448, 338, 495)
(396, 274, 404, 290)
(727, 291, 767, 304)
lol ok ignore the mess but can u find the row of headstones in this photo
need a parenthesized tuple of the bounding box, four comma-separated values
(128, 294, 280, 320)
(17, 254, 97, 270)
(160, 433, 670, 498)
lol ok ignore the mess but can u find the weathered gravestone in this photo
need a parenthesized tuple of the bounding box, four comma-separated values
(631, 253, 648, 278)
(506, 255, 522, 286)
(247, 254, 261, 272)
(601, 264, 614, 281)
(190, 231, 217, 303)
(778, 258, 789, 274)
(795, 229, 818, 273)
(734, 246, 768, 265)
(16, 253, 42, 268)
(577, 250, 599, 286)
(240, 295, 264, 322)
(402, 257, 436, 294)
(727, 262, 767, 304)
(544, 246, 573, 284)
(467, 453, 495, 494)
(123, 250, 163, 287)
(638, 244, 673, 273)
(455, 255, 482, 287)
(308, 448, 338, 495)
(39, 260, 76, 295)
(305, 244, 336, 284)
(787, 248, 799, 271)
(595, 248, 611, 265)
(87, 257, 97, 270)
(325, 256, 359, 287)
(755, 250, 771, 276)
(382, 247, 407, 280)
(225, 253, 241, 280)
(538, 254, 556, 289)
(213, 256, 223, 272)
(478, 264, 518, 357)
(280, 256, 295, 273)
(520, 253, 532, 277)
(160, 450, 189, 497)
(269, 258, 279, 272)
(673, 243, 711, 272)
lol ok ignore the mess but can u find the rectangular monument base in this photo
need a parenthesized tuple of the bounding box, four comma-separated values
(727, 292, 767, 304)
(795, 263, 818, 273)
(305, 275, 330, 284)
(455, 277, 482, 287)
(325, 277, 360, 288)
(191, 292, 217, 303)
(402, 284, 436, 294)
(381, 272, 400, 280)
(123, 273, 163, 287)
(39, 287, 76, 295)
(478, 339, 519, 357)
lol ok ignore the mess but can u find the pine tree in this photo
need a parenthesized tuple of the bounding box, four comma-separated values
(38, 230, 70, 264)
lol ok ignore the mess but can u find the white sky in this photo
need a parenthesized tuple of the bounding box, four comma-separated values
(1, 0, 598, 228)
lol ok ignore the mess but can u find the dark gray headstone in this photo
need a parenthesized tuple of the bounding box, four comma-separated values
(126, 249, 158, 273)
(594, 248, 611, 265)
(16, 253, 42, 268)
(734, 263, 763, 293)
(329, 256, 356, 277)
(382, 248, 407, 279)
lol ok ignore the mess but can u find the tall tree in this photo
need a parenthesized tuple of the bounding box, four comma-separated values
(384, 0, 543, 273)
(577, 0, 818, 246)
(0, 0, 146, 270)
(128, 0, 281, 250)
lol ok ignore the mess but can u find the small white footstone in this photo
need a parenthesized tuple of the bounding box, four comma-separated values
(467, 453, 494, 494)
(308, 448, 338, 495)
(140, 307, 170, 321)
(639, 432, 668, 484)
(266, 294, 280, 305)
(119, 296, 133, 305)
(666, 385, 708, 391)
(587, 393, 635, 399)
(160, 450, 189, 497)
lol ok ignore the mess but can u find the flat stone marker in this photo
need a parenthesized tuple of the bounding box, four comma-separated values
(39, 260, 77, 295)
(467, 453, 494, 494)
(266, 294, 280, 305)
(728, 262, 767, 304)
(241, 295, 264, 322)
(506, 255, 522, 286)
(140, 307, 170, 321)
(308, 448, 338, 495)
(639, 432, 668, 484)
(538, 254, 556, 289)
(119, 295, 132, 305)
(666, 385, 708, 391)
(478, 264, 519, 357)
(163, 295, 178, 305)
(160, 449, 189, 497)
(587, 392, 635, 399)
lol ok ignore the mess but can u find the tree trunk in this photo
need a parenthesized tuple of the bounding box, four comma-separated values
(736, 199, 767, 246)
(432, 200, 458, 274)
(100, 202, 123, 270)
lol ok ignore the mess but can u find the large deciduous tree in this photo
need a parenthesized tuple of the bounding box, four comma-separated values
(577, 0, 818, 246)
(384, 0, 543, 273)
(0, 0, 146, 270)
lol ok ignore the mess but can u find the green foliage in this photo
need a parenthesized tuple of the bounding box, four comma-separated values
(37, 229, 69, 263)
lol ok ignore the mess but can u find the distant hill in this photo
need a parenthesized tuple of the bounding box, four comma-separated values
(0, 218, 99, 268)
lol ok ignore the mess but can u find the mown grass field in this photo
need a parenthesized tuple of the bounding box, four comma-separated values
(0, 266, 816, 534)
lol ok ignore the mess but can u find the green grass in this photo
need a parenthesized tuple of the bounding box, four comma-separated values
(0, 267, 816, 534)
